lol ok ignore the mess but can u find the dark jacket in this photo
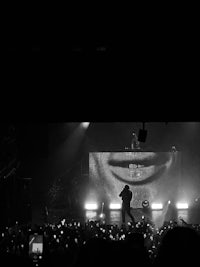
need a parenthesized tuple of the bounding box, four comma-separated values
(119, 189, 132, 205)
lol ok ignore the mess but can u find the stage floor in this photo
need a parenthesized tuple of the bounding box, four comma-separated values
(33, 206, 200, 227)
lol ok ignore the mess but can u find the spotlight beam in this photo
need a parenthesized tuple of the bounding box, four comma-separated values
(109, 203, 121, 210)
(151, 203, 163, 210)
(85, 203, 98, 210)
(176, 203, 188, 209)
(81, 122, 90, 129)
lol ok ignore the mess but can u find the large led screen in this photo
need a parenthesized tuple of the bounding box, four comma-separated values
(89, 152, 181, 208)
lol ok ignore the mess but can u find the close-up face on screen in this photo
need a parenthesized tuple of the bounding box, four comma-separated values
(89, 152, 181, 208)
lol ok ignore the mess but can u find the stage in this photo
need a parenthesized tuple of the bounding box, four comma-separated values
(33, 205, 200, 227)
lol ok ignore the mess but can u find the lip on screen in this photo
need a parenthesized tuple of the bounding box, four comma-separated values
(107, 152, 172, 185)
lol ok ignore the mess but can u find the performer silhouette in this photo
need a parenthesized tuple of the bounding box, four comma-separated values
(119, 185, 135, 224)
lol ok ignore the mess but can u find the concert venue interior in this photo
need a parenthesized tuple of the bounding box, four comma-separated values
(1, 122, 200, 266)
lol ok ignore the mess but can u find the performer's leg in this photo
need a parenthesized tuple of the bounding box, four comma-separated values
(127, 207, 135, 223)
(122, 207, 125, 223)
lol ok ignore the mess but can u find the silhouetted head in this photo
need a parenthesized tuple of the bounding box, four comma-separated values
(125, 232, 145, 247)
(124, 185, 129, 190)
(155, 226, 200, 266)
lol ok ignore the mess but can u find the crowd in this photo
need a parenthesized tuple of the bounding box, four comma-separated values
(0, 217, 200, 267)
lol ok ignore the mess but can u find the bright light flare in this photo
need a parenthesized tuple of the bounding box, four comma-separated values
(85, 203, 98, 210)
(99, 213, 105, 219)
(81, 122, 90, 129)
(109, 203, 121, 210)
(151, 203, 163, 210)
(176, 203, 188, 209)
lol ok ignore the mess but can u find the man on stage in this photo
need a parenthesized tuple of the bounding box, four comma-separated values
(119, 185, 135, 224)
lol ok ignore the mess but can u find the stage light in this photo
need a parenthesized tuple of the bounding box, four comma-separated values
(81, 122, 90, 129)
(168, 200, 171, 204)
(172, 146, 177, 153)
(109, 203, 121, 210)
(176, 203, 188, 209)
(84, 203, 98, 210)
(151, 203, 163, 210)
(142, 200, 149, 208)
(99, 213, 105, 219)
